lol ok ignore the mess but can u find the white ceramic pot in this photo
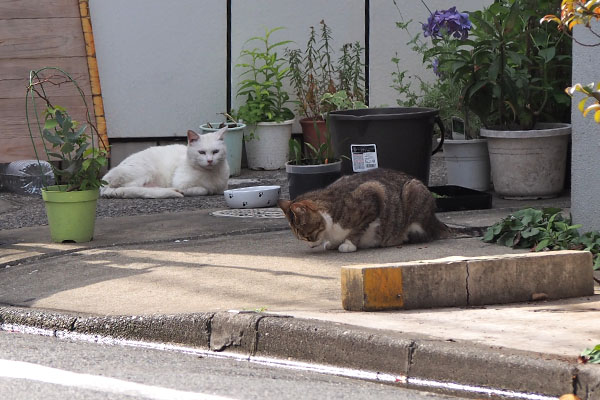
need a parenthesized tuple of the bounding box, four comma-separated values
(442, 139, 490, 191)
(480, 123, 571, 199)
(244, 119, 294, 170)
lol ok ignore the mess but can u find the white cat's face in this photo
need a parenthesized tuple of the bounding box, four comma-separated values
(186, 128, 228, 169)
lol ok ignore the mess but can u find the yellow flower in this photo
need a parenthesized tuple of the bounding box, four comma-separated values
(542, 0, 600, 30)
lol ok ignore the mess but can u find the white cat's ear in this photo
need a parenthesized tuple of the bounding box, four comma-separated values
(214, 126, 227, 141)
(187, 130, 200, 143)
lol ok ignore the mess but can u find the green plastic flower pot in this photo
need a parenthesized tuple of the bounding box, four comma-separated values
(200, 123, 245, 176)
(41, 185, 99, 243)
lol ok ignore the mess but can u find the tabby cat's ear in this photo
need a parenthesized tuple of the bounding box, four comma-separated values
(277, 199, 292, 213)
(292, 200, 317, 212)
(187, 130, 200, 143)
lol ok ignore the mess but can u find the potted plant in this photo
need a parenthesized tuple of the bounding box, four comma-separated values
(200, 113, 245, 176)
(286, 20, 366, 149)
(429, 0, 572, 199)
(233, 27, 295, 170)
(26, 67, 108, 243)
(285, 119, 342, 200)
(392, 4, 491, 192)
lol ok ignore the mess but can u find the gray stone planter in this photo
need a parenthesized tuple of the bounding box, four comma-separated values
(480, 123, 571, 199)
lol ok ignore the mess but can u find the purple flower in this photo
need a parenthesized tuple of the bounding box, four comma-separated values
(432, 58, 441, 77)
(422, 7, 471, 40)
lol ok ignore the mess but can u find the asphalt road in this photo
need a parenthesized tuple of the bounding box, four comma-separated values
(0, 330, 463, 400)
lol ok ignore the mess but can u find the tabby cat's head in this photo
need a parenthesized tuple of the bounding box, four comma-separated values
(277, 199, 325, 243)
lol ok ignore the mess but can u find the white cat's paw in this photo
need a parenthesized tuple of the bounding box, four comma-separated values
(322, 241, 334, 250)
(338, 240, 357, 253)
(181, 187, 209, 196)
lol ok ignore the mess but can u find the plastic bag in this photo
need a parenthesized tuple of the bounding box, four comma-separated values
(1, 160, 55, 195)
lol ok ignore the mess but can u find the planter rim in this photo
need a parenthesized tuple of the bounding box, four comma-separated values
(254, 119, 295, 127)
(42, 185, 99, 202)
(442, 138, 488, 145)
(299, 117, 325, 124)
(328, 107, 439, 121)
(285, 160, 342, 174)
(200, 122, 246, 131)
(480, 123, 571, 139)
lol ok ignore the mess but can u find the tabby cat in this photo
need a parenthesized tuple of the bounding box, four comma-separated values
(277, 168, 451, 252)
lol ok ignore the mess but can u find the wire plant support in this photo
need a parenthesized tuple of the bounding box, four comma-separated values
(25, 67, 108, 192)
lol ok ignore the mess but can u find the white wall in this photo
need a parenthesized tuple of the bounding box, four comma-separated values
(89, 0, 493, 140)
(370, 0, 492, 107)
(230, 0, 364, 120)
(89, 0, 227, 139)
(571, 24, 600, 231)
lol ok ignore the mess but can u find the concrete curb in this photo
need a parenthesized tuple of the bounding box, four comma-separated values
(1, 306, 598, 399)
(341, 251, 594, 311)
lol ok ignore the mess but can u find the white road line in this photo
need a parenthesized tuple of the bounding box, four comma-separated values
(0, 359, 235, 400)
(1, 324, 558, 400)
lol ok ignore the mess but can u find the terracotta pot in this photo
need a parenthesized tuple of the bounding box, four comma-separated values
(299, 118, 328, 150)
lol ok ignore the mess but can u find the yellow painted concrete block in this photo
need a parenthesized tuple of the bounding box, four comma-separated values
(342, 267, 404, 311)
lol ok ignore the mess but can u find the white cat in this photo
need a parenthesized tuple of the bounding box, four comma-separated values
(100, 128, 229, 199)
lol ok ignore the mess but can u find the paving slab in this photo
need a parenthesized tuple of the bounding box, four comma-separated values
(1, 220, 598, 360)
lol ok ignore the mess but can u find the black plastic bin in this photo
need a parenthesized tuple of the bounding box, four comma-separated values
(429, 185, 492, 212)
(327, 108, 444, 185)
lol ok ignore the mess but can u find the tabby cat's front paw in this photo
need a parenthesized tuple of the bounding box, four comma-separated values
(338, 240, 357, 253)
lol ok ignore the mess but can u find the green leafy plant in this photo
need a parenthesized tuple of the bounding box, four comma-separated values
(234, 27, 294, 128)
(580, 344, 600, 364)
(288, 119, 337, 166)
(483, 208, 600, 271)
(286, 20, 366, 120)
(26, 67, 108, 192)
(41, 106, 107, 191)
(430, 0, 571, 130)
(320, 90, 367, 112)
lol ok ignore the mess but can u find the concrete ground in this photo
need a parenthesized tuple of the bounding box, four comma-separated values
(0, 175, 599, 399)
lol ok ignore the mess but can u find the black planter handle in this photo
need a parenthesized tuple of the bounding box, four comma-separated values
(432, 116, 445, 155)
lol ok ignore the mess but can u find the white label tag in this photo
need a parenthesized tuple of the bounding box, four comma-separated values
(351, 144, 378, 172)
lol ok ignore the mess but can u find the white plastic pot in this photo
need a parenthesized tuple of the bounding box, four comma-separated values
(442, 139, 490, 191)
(244, 119, 294, 170)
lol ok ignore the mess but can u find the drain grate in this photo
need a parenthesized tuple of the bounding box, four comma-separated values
(211, 208, 285, 218)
